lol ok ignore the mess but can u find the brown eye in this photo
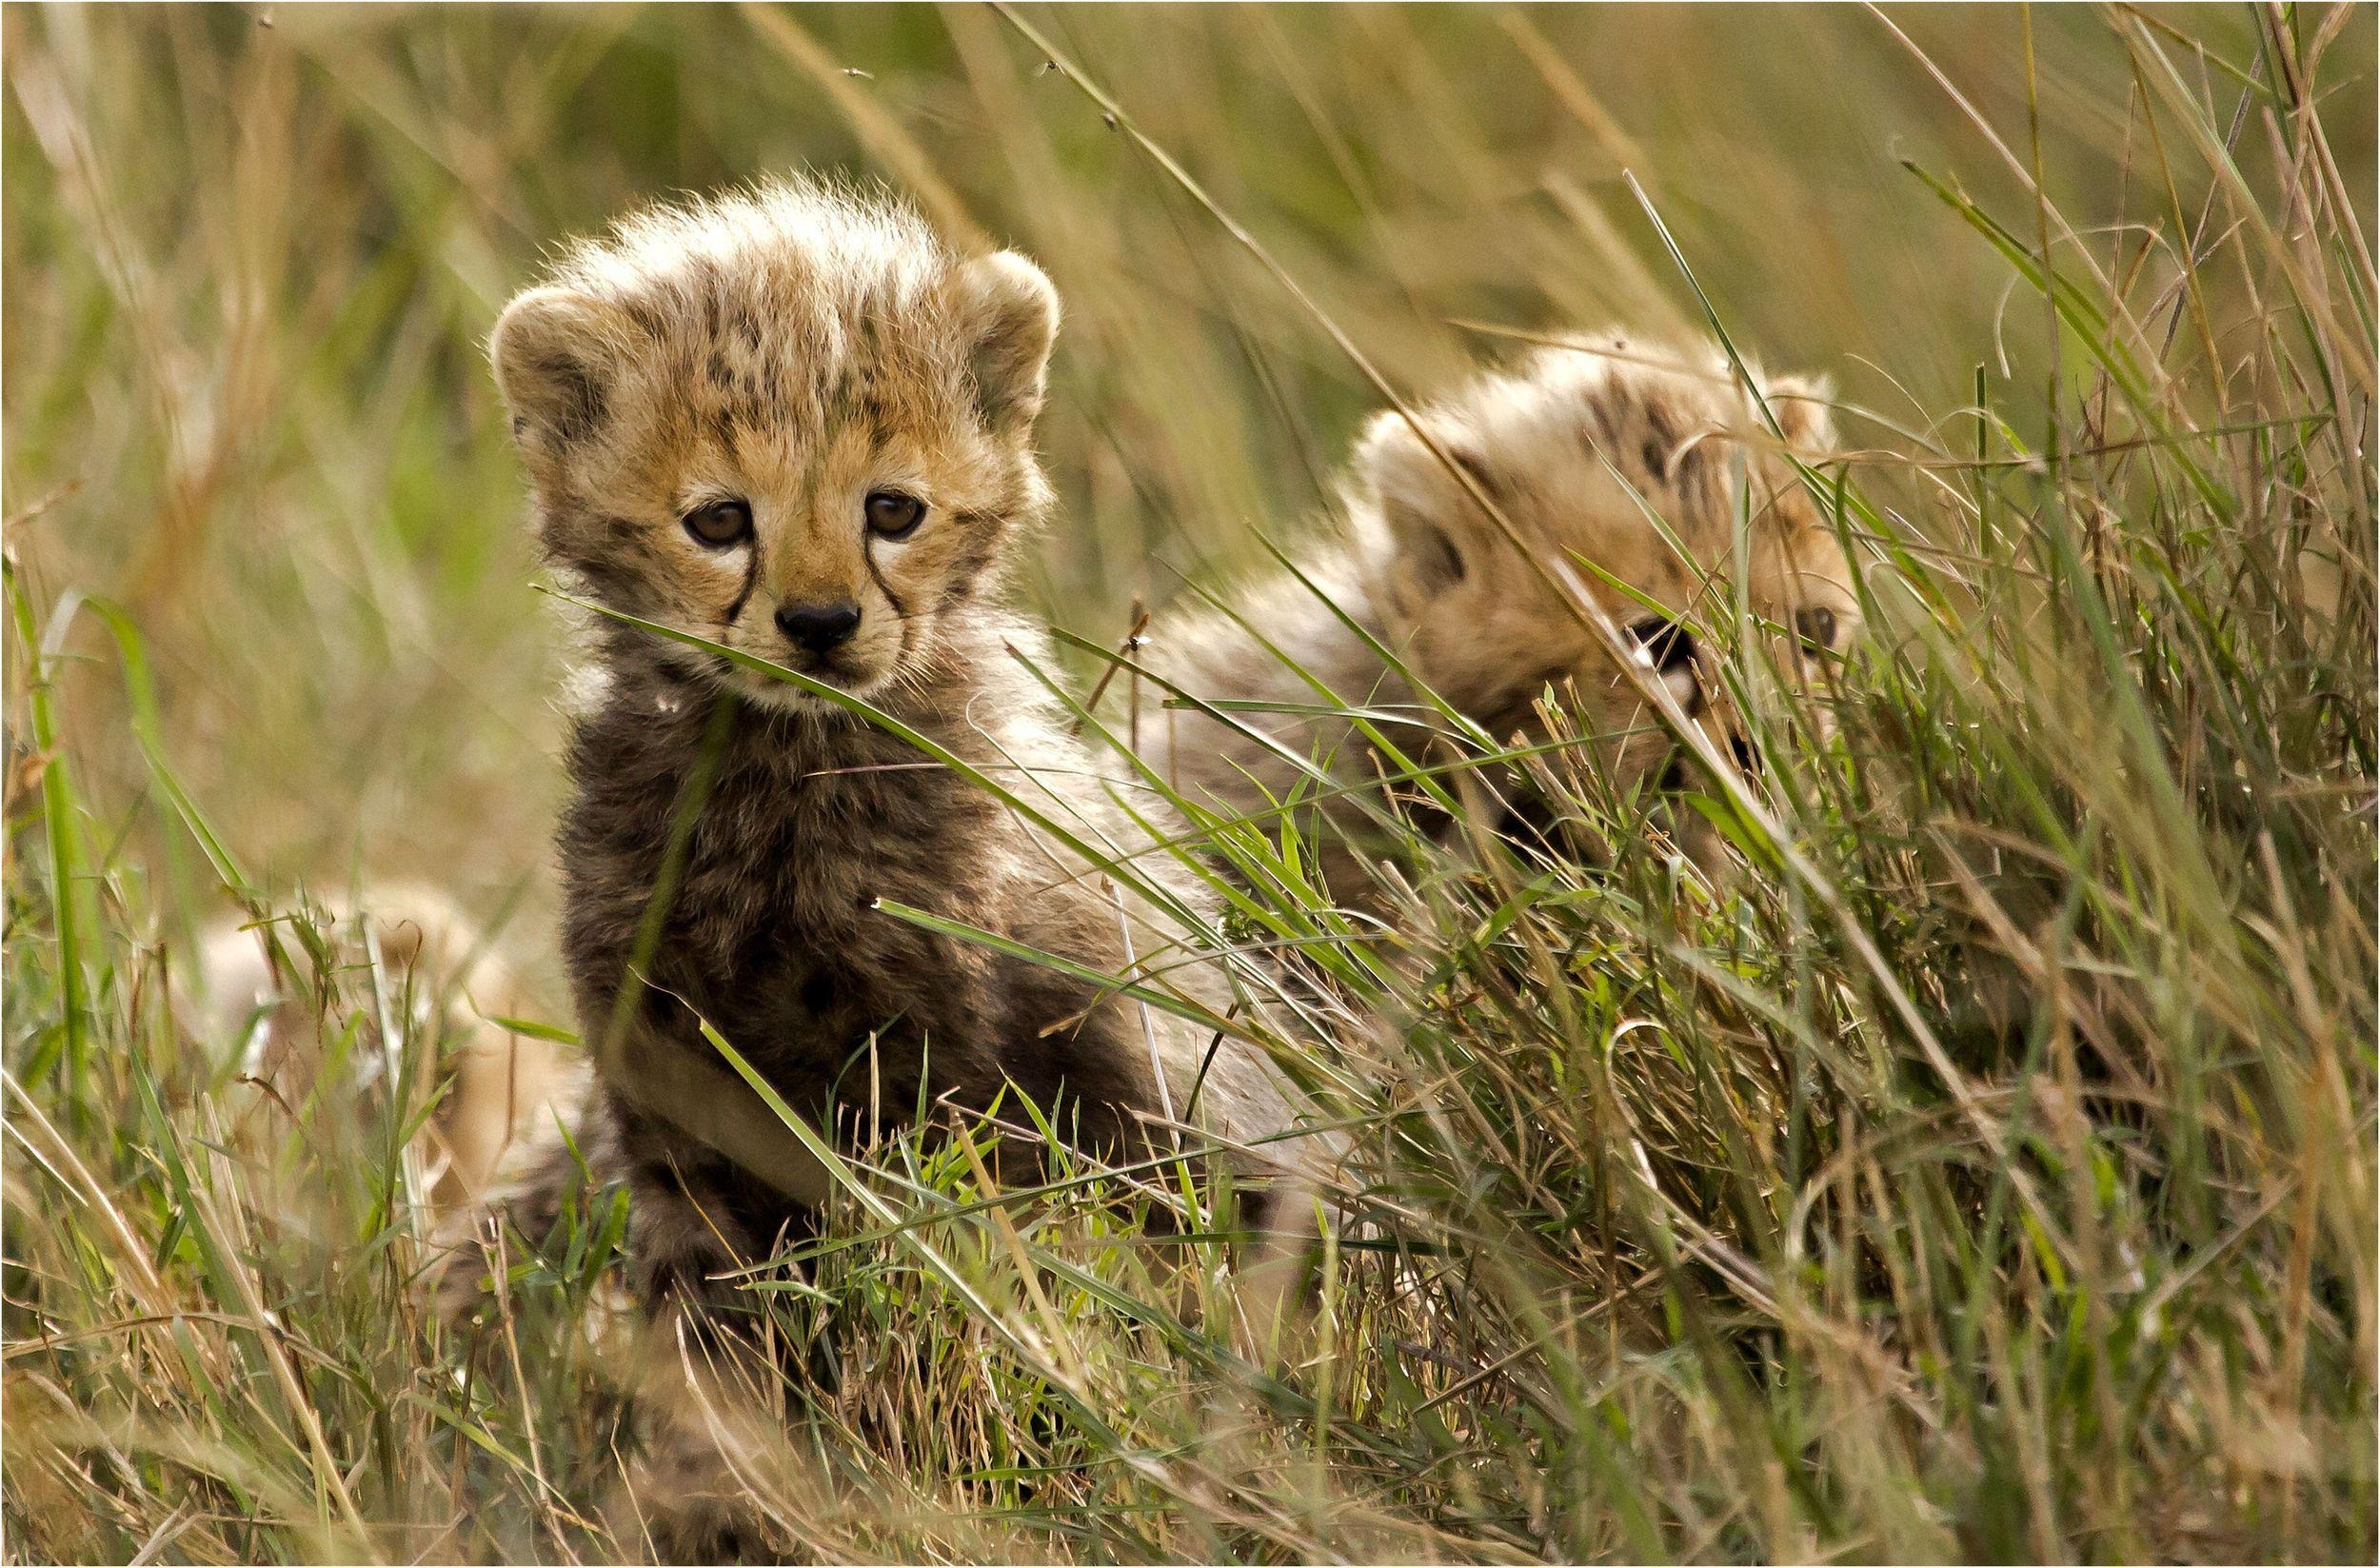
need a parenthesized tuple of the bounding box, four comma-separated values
(683, 499, 753, 547)
(1795, 605, 1839, 651)
(864, 490, 925, 540)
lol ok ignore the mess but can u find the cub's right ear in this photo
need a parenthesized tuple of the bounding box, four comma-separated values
(489, 287, 630, 453)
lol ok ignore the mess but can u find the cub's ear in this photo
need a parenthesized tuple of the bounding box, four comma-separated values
(1764, 372, 1835, 452)
(949, 250, 1060, 432)
(1354, 408, 1501, 594)
(489, 287, 631, 453)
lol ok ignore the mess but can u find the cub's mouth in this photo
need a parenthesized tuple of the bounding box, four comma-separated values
(711, 610, 917, 711)
(723, 652, 891, 710)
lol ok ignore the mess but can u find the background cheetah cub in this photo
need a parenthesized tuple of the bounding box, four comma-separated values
(187, 885, 573, 1222)
(484, 179, 1319, 1551)
(1133, 335, 1861, 887)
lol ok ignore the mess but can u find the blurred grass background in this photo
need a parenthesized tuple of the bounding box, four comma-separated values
(4, 4, 2374, 1563)
(10, 2, 2356, 923)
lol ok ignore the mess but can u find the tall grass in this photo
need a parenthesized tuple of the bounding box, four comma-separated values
(5, 5, 2373, 1562)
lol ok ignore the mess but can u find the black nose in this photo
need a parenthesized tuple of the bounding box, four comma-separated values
(1627, 616, 1696, 673)
(776, 601, 862, 654)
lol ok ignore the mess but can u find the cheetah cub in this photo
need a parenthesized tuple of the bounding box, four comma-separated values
(1133, 334, 1861, 887)
(483, 179, 1317, 1554)
(188, 885, 574, 1221)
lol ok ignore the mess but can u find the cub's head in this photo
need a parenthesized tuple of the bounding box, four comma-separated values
(491, 180, 1059, 712)
(1353, 335, 1860, 810)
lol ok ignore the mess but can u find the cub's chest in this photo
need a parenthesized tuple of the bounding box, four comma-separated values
(661, 766, 1014, 1086)
(642, 729, 993, 932)
(675, 745, 999, 917)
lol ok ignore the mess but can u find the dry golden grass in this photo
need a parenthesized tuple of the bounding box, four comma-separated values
(5, 6, 2373, 1562)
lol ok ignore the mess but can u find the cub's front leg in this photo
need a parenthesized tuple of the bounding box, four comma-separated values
(612, 1103, 817, 1563)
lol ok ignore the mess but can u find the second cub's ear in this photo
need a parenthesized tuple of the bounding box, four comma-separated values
(950, 250, 1060, 432)
(1355, 409, 1501, 593)
(1764, 372, 1836, 452)
(489, 287, 632, 454)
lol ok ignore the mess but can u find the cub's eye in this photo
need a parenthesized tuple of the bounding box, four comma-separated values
(864, 490, 926, 540)
(683, 499, 753, 547)
(1795, 605, 1839, 651)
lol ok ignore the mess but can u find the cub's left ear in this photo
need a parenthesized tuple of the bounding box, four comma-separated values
(950, 250, 1061, 432)
(1765, 372, 1836, 452)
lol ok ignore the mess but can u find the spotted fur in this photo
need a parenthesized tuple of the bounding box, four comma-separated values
(475, 178, 1316, 1557)
(1134, 333, 1862, 884)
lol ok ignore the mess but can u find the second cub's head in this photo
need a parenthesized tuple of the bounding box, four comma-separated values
(491, 180, 1059, 710)
(1351, 337, 1860, 799)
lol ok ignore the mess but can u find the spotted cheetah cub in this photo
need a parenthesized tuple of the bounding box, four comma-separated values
(484, 178, 1316, 1554)
(1133, 335, 1860, 885)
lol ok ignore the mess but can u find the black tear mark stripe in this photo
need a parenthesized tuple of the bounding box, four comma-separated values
(724, 538, 762, 627)
(863, 539, 907, 619)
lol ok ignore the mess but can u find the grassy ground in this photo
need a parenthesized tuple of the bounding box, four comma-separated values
(5, 5, 2374, 1561)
